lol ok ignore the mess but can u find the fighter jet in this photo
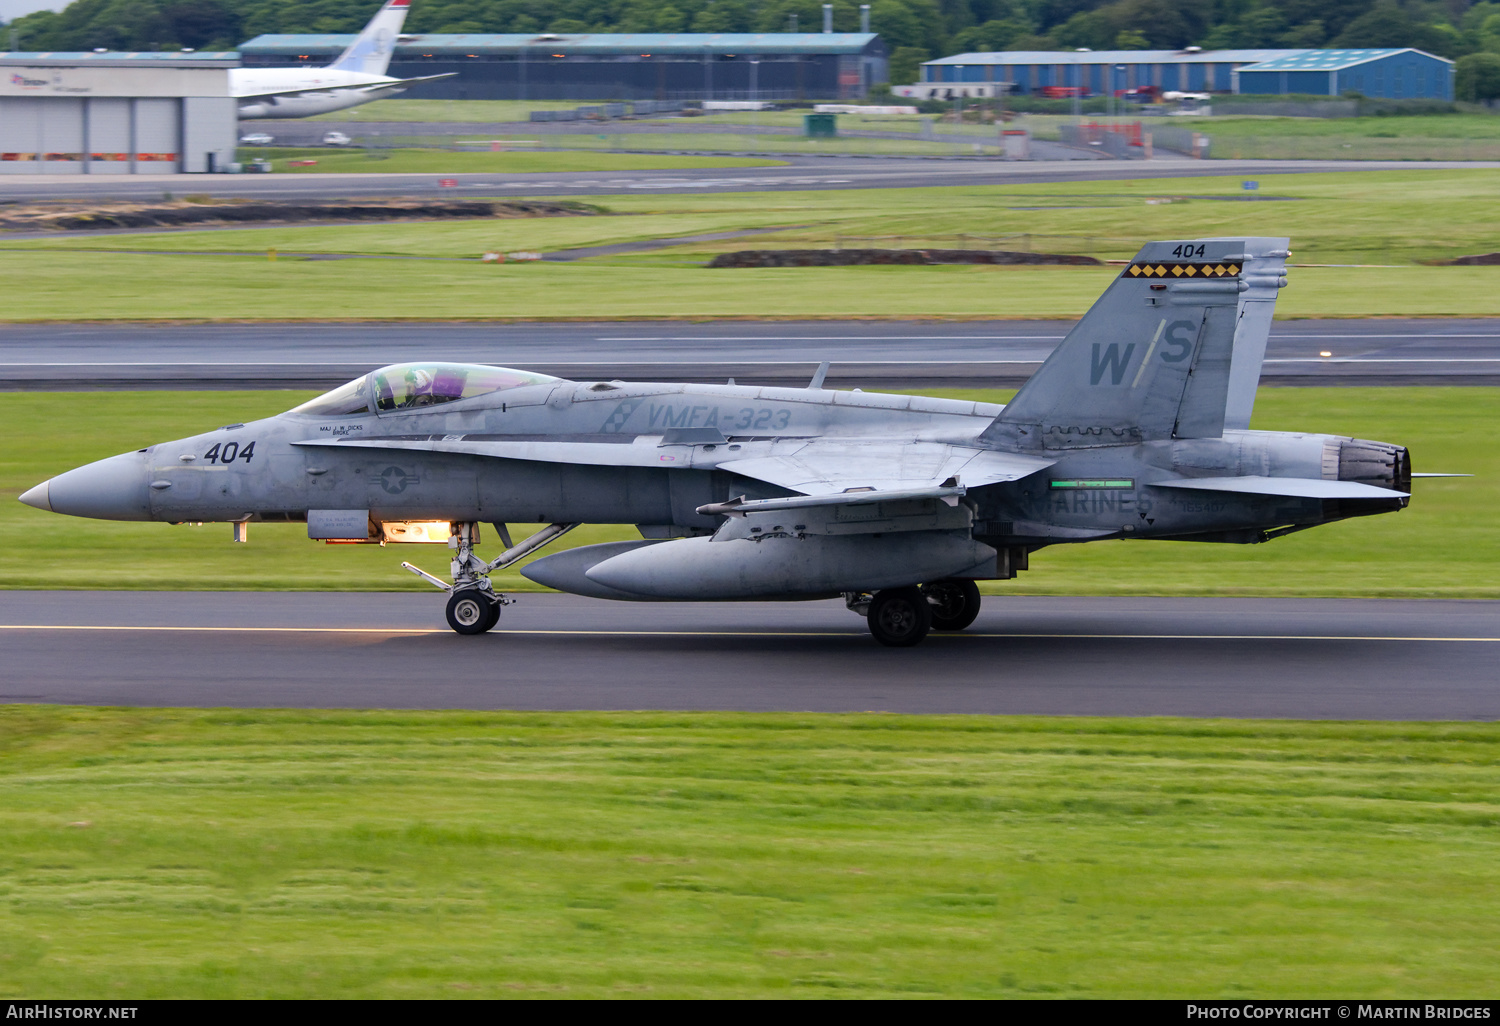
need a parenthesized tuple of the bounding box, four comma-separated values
(234, 0, 455, 120)
(19, 237, 1421, 646)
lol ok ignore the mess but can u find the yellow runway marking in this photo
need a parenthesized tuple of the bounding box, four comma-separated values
(1, 625, 1499, 643)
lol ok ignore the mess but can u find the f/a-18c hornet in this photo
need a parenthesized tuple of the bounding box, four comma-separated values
(21, 237, 1440, 646)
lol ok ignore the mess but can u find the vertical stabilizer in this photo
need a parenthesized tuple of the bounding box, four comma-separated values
(1223, 237, 1291, 429)
(329, 0, 410, 76)
(983, 237, 1288, 450)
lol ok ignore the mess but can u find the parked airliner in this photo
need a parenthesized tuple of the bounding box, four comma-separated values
(234, 0, 454, 119)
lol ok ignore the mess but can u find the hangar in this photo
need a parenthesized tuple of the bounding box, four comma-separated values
(918, 47, 1453, 99)
(237, 33, 888, 101)
(918, 49, 1289, 95)
(0, 51, 238, 174)
(1234, 49, 1453, 99)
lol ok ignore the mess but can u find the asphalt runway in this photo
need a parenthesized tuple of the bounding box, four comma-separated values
(3, 156, 1497, 202)
(2, 592, 1497, 718)
(7, 318, 1500, 390)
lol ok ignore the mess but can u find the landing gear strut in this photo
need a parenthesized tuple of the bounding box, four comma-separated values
(404, 521, 579, 635)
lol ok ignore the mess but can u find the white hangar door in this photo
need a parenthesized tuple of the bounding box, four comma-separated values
(0, 97, 41, 173)
(86, 98, 133, 174)
(0, 97, 86, 173)
(0, 97, 48, 174)
(0, 96, 186, 174)
(132, 98, 179, 174)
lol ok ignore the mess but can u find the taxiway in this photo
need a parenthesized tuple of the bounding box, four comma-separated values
(7, 318, 1500, 389)
(2, 156, 1498, 202)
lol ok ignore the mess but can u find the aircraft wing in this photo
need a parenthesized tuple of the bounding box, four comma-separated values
(295, 437, 1052, 492)
(1149, 476, 1410, 499)
(715, 443, 1053, 495)
(235, 72, 455, 100)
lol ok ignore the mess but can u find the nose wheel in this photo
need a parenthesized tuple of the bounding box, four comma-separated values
(446, 589, 501, 635)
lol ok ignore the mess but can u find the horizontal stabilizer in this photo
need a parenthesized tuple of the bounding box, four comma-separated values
(1411, 473, 1473, 478)
(1150, 476, 1409, 499)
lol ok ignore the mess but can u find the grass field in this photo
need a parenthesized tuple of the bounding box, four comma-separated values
(2, 171, 1498, 323)
(238, 147, 783, 174)
(0, 707, 1496, 998)
(1, 254, 1496, 321)
(1201, 114, 1500, 161)
(2, 387, 1493, 597)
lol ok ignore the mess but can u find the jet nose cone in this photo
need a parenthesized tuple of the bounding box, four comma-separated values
(41, 452, 152, 521)
(18, 480, 52, 511)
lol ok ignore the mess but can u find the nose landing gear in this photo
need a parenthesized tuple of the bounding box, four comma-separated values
(403, 521, 579, 635)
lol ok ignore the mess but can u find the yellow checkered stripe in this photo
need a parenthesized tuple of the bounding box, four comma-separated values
(1125, 262, 1242, 279)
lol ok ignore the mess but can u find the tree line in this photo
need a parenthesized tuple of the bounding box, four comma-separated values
(5, 0, 1500, 99)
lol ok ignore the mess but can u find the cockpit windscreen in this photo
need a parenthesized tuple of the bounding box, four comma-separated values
(372, 363, 560, 412)
(290, 374, 371, 416)
(290, 363, 561, 417)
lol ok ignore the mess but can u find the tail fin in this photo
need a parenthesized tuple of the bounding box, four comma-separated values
(982, 236, 1288, 450)
(329, 0, 410, 76)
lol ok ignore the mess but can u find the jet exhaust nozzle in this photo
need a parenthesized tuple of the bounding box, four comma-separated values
(1337, 438, 1411, 494)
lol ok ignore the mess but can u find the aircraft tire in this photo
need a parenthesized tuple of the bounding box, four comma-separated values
(867, 586, 932, 647)
(922, 578, 981, 632)
(483, 597, 502, 632)
(446, 589, 494, 635)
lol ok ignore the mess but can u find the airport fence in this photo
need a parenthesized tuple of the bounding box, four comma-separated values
(355, 129, 1006, 158)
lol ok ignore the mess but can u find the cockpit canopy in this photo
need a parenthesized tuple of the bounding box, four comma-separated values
(291, 363, 562, 417)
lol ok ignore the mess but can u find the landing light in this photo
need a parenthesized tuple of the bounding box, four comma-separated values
(1319, 350, 1333, 357)
(381, 521, 453, 544)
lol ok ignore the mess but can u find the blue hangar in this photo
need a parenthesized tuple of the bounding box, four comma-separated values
(919, 48, 1453, 99)
(1233, 49, 1453, 98)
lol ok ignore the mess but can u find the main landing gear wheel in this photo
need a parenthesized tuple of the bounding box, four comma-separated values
(867, 586, 932, 647)
(922, 578, 982, 632)
(446, 589, 497, 635)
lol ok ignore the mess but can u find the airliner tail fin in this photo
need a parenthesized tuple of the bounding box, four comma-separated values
(329, 0, 410, 76)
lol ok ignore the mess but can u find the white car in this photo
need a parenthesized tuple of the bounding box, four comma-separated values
(239, 132, 274, 145)
(321, 131, 353, 147)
